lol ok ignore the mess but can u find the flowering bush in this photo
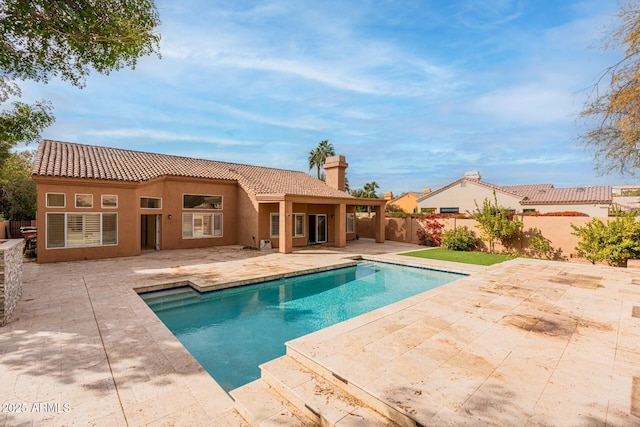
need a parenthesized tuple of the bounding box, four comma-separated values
(416, 215, 444, 246)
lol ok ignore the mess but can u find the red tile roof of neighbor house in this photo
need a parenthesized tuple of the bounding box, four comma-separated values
(417, 177, 612, 205)
(517, 186, 612, 204)
(32, 140, 354, 199)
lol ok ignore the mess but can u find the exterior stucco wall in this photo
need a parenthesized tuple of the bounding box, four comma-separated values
(0, 239, 24, 326)
(35, 177, 240, 263)
(36, 180, 141, 263)
(358, 215, 617, 259)
(522, 203, 610, 217)
(417, 181, 522, 214)
(387, 194, 419, 213)
(259, 203, 355, 248)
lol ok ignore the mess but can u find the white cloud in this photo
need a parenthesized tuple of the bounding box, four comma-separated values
(86, 129, 259, 146)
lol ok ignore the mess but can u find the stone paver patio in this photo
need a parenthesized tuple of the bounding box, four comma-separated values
(0, 239, 639, 426)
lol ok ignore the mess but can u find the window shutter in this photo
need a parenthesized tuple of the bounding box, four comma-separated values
(102, 214, 117, 245)
(271, 213, 279, 237)
(213, 213, 223, 237)
(47, 213, 65, 248)
(83, 214, 101, 246)
(182, 213, 193, 238)
(202, 214, 213, 236)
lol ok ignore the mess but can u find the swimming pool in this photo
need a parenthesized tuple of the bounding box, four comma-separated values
(140, 261, 464, 392)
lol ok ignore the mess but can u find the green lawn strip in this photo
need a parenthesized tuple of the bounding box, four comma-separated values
(400, 248, 510, 266)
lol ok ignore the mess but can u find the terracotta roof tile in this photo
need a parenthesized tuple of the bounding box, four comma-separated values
(519, 186, 612, 204)
(32, 140, 354, 199)
(416, 177, 611, 205)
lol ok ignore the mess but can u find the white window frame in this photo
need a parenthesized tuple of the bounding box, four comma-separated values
(46, 193, 66, 208)
(182, 194, 223, 210)
(140, 196, 162, 209)
(182, 213, 223, 239)
(75, 193, 93, 208)
(101, 194, 118, 208)
(346, 212, 355, 233)
(293, 213, 305, 238)
(270, 213, 279, 238)
(45, 212, 118, 249)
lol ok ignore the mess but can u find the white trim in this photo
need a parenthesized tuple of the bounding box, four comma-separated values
(140, 196, 162, 209)
(45, 212, 118, 249)
(182, 193, 223, 210)
(346, 212, 355, 233)
(74, 193, 93, 208)
(181, 212, 223, 239)
(270, 213, 279, 238)
(293, 213, 305, 238)
(101, 194, 118, 209)
(45, 192, 66, 208)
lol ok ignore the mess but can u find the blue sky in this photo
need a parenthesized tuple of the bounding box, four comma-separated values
(18, 0, 633, 192)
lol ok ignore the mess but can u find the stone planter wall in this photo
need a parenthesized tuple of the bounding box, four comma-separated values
(0, 239, 24, 326)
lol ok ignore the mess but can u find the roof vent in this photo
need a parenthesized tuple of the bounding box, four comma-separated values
(464, 171, 481, 180)
(576, 187, 585, 192)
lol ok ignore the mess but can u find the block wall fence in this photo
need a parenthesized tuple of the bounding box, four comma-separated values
(356, 216, 605, 260)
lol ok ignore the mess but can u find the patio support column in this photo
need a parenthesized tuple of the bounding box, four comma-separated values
(279, 200, 293, 253)
(334, 203, 346, 248)
(374, 205, 385, 243)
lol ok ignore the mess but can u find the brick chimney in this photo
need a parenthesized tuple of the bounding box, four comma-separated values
(324, 155, 348, 192)
(384, 191, 394, 200)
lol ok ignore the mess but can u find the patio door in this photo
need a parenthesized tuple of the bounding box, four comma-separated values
(308, 214, 327, 244)
(141, 214, 160, 250)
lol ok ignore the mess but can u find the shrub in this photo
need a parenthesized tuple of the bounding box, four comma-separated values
(526, 227, 552, 259)
(416, 215, 444, 246)
(471, 192, 523, 253)
(571, 212, 640, 266)
(442, 226, 478, 251)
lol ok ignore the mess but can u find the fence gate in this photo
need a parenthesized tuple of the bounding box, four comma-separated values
(8, 220, 33, 238)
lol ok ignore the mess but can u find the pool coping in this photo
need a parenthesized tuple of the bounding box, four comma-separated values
(4, 241, 639, 425)
(134, 255, 471, 297)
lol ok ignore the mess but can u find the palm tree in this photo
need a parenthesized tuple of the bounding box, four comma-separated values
(352, 181, 380, 215)
(362, 181, 379, 198)
(308, 140, 335, 179)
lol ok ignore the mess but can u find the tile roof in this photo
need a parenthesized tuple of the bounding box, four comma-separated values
(416, 177, 611, 205)
(518, 186, 612, 204)
(32, 140, 354, 199)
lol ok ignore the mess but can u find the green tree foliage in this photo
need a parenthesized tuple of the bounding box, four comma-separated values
(308, 140, 335, 179)
(0, 150, 36, 219)
(352, 181, 380, 214)
(571, 212, 640, 266)
(0, 0, 161, 165)
(352, 181, 380, 198)
(579, 2, 640, 175)
(471, 192, 523, 254)
(526, 227, 553, 259)
(442, 226, 478, 251)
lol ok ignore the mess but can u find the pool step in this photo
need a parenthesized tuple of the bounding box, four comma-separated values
(259, 355, 400, 426)
(285, 346, 417, 427)
(230, 378, 315, 426)
(140, 288, 201, 311)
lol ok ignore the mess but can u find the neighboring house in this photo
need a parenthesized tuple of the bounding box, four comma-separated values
(32, 140, 386, 263)
(384, 190, 431, 214)
(416, 172, 612, 216)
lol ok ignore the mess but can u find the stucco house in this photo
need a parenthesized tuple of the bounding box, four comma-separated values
(384, 189, 431, 214)
(32, 140, 386, 263)
(416, 172, 612, 217)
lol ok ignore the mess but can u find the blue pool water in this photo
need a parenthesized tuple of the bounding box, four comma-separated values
(140, 261, 463, 392)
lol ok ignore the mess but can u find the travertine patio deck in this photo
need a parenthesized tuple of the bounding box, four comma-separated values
(0, 240, 638, 426)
